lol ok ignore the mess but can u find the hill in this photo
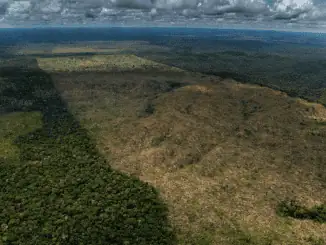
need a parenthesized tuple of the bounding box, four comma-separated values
(44, 54, 326, 245)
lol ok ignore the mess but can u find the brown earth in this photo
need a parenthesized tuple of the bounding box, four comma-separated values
(46, 55, 326, 245)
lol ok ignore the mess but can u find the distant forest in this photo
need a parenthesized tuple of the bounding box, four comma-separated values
(1, 27, 326, 104)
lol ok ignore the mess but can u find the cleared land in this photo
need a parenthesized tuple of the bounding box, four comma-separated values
(41, 53, 326, 245)
(37, 54, 183, 73)
(13, 41, 169, 56)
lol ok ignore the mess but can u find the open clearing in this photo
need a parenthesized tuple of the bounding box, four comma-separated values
(13, 41, 170, 56)
(42, 53, 326, 244)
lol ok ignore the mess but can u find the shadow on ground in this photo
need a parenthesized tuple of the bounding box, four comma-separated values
(0, 58, 175, 245)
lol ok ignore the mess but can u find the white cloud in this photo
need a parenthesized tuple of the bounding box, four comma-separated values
(7, 1, 31, 15)
(39, 0, 62, 13)
(150, 8, 157, 14)
(0, 0, 325, 28)
(274, 0, 312, 11)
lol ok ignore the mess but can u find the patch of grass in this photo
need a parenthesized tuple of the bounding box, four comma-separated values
(222, 229, 255, 245)
(306, 236, 325, 245)
(0, 64, 175, 244)
(241, 99, 261, 120)
(315, 120, 326, 126)
(37, 55, 184, 73)
(0, 112, 42, 139)
(179, 231, 214, 245)
(0, 112, 42, 159)
(137, 100, 155, 118)
(276, 199, 326, 223)
(309, 128, 324, 136)
(219, 222, 273, 245)
(151, 135, 166, 147)
(308, 120, 326, 137)
(318, 89, 326, 105)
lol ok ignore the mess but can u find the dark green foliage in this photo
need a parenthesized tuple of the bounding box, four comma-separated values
(241, 100, 261, 121)
(0, 62, 175, 245)
(276, 200, 310, 219)
(319, 89, 326, 105)
(144, 102, 155, 115)
(140, 45, 326, 105)
(180, 232, 214, 245)
(137, 100, 155, 118)
(276, 199, 326, 223)
(218, 222, 273, 245)
(151, 135, 166, 147)
(165, 80, 184, 91)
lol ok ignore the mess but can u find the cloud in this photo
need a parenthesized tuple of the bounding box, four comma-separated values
(39, 0, 62, 13)
(0, 0, 325, 28)
(6, 1, 31, 19)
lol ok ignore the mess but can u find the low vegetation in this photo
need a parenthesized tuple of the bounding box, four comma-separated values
(0, 112, 42, 160)
(13, 40, 169, 57)
(37, 54, 183, 73)
(277, 200, 326, 223)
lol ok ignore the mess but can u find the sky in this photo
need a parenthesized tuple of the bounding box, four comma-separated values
(0, 0, 326, 30)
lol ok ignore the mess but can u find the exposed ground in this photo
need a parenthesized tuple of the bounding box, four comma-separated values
(39, 53, 326, 244)
(13, 41, 169, 56)
(37, 54, 182, 73)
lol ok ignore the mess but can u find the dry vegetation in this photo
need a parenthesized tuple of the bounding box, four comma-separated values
(37, 54, 183, 73)
(14, 41, 169, 56)
(45, 54, 326, 245)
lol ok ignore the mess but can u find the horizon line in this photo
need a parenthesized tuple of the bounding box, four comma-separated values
(1, 24, 326, 34)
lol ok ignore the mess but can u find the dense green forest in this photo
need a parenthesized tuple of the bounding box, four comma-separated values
(139, 41, 326, 105)
(0, 60, 175, 244)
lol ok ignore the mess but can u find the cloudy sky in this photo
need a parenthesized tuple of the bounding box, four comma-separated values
(0, 0, 326, 30)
